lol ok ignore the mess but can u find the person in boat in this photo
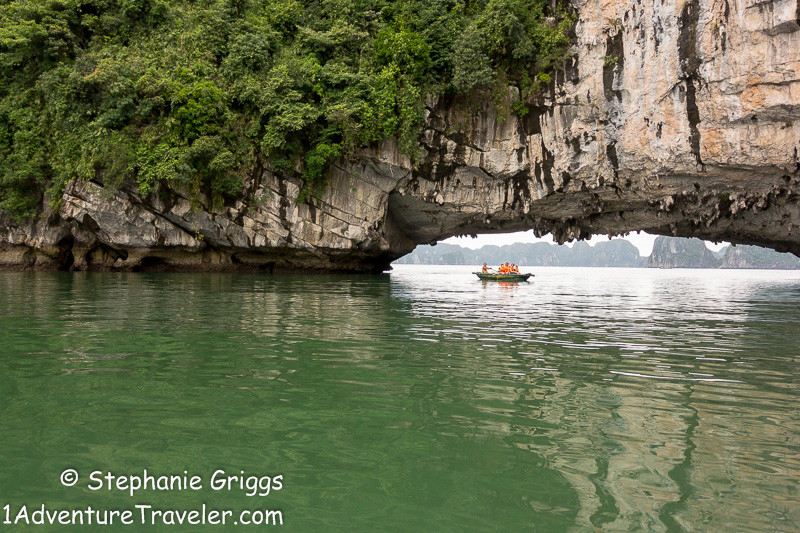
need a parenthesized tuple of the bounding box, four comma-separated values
(482, 263, 488, 273)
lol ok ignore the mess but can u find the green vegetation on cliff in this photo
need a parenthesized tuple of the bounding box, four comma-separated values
(0, 0, 573, 220)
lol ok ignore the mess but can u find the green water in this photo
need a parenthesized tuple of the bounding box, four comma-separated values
(1, 266, 799, 532)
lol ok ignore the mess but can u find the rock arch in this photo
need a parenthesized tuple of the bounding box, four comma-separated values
(382, 0, 800, 265)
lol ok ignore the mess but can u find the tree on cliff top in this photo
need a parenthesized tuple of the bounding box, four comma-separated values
(0, 0, 573, 220)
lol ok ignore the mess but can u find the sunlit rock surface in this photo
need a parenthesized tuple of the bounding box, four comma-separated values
(2, 0, 799, 272)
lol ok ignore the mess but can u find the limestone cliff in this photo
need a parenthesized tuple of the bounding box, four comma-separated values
(396, 239, 646, 267)
(648, 236, 720, 267)
(720, 244, 800, 267)
(2, 0, 799, 272)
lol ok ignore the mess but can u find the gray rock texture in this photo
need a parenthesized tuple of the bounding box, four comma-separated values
(648, 236, 721, 267)
(2, 0, 799, 272)
(720, 244, 800, 268)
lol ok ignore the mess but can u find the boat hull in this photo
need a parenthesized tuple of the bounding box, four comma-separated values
(474, 273, 533, 282)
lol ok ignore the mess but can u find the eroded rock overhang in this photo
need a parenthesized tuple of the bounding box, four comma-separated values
(389, 0, 800, 258)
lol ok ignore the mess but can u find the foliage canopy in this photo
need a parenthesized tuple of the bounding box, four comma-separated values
(0, 0, 572, 218)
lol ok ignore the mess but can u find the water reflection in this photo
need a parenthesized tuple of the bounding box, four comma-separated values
(0, 267, 798, 531)
(389, 266, 800, 531)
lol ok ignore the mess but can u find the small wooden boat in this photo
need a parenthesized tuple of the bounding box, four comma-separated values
(474, 272, 533, 282)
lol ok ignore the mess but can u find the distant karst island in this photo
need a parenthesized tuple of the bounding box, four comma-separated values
(394, 236, 800, 269)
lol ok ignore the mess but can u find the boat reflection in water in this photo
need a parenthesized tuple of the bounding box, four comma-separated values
(481, 280, 522, 292)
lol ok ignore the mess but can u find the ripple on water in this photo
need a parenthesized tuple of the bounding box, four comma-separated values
(0, 268, 798, 531)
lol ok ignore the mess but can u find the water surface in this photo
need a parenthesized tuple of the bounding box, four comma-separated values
(0, 266, 798, 531)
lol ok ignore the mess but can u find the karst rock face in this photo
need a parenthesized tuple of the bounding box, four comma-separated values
(2, 0, 799, 272)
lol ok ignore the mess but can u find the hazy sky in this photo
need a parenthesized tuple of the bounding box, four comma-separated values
(441, 231, 729, 257)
